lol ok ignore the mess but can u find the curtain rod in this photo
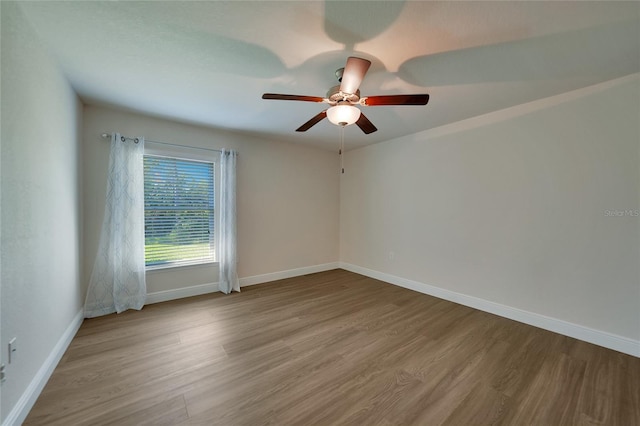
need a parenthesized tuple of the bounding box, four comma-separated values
(100, 133, 222, 153)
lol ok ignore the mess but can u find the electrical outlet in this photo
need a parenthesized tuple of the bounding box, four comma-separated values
(8, 338, 17, 364)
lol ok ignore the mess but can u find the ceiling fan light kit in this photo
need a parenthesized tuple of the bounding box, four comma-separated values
(326, 103, 361, 126)
(262, 56, 430, 135)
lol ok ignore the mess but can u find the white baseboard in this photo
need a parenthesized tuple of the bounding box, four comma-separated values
(339, 262, 640, 358)
(145, 262, 340, 304)
(146, 282, 220, 305)
(2, 309, 84, 426)
(239, 262, 340, 287)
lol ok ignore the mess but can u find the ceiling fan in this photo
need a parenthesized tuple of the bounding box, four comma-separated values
(262, 57, 429, 134)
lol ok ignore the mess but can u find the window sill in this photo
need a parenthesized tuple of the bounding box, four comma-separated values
(146, 261, 219, 273)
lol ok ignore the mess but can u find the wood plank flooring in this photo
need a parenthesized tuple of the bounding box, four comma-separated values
(25, 269, 639, 425)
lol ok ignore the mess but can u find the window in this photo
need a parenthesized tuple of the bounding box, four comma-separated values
(143, 154, 216, 269)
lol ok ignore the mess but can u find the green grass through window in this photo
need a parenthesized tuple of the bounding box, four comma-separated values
(145, 242, 214, 266)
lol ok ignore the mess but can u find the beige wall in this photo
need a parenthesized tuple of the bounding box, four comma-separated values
(1, 2, 83, 422)
(82, 105, 340, 295)
(341, 75, 640, 341)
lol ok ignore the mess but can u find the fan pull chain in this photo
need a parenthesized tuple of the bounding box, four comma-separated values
(340, 125, 345, 174)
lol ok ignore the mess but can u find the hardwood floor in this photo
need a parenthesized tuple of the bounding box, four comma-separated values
(25, 269, 639, 425)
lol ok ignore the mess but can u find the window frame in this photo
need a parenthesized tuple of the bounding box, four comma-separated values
(143, 143, 220, 271)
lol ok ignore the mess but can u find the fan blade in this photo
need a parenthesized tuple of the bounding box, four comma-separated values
(262, 93, 324, 102)
(363, 94, 429, 106)
(355, 113, 377, 134)
(296, 110, 327, 132)
(340, 57, 371, 95)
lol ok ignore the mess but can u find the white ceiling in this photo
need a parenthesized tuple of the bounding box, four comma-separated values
(18, 1, 640, 150)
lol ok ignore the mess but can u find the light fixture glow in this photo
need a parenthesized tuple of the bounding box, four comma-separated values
(326, 104, 361, 126)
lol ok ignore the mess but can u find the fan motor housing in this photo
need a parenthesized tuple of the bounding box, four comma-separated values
(326, 85, 360, 104)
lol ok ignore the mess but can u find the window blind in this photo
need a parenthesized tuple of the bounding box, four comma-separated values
(143, 155, 215, 268)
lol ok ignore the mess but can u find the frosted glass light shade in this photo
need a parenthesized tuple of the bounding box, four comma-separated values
(326, 104, 361, 126)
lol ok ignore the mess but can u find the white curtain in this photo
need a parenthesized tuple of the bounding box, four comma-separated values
(219, 149, 240, 294)
(84, 133, 146, 318)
